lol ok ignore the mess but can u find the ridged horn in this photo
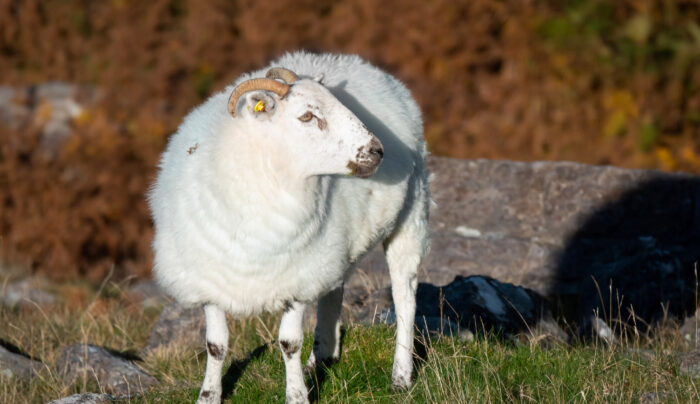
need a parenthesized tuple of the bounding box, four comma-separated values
(228, 78, 291, 117)
(266, 67, 300, 83)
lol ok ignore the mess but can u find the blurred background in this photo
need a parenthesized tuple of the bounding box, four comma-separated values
(0, 0, 698, 283)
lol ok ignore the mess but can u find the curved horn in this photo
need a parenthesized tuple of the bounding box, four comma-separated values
(228, 78, 290, 117)
(265, 67, 300, 84)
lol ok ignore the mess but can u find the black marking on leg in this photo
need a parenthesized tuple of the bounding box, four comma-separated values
(207, 341, 225, 361)
(280, 339, 300, 359)
(198, 390, 218, 403)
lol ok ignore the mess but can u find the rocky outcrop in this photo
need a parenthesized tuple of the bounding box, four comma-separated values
(350, 157, 700, 336)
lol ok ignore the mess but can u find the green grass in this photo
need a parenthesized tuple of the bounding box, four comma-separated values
(1, 280, 699, 403)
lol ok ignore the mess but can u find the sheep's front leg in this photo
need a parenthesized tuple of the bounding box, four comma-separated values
(384, 203, 427, 389)
(279, 302, 309, 404)
(197, 304, 229, 404)
(306, 285, 343, 370)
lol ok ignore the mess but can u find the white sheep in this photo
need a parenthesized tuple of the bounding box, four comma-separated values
(148, 51, 429, 404)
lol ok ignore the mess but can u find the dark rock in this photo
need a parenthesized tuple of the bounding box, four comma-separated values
(0, 344, 43, 380)
(46, 393, 115, 404)
(414, 275, 566, 340)
(143, 302, 205, 354)
(346, 274, 567, 342)
(57, 344, 157, 396)
(680, 349, 700, 378)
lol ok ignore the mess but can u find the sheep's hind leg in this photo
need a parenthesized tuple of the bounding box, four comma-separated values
(306, 285, 343, 370)
(279, 301, 310, 404)
(384, 197, 429, 389)
(197, 304, 229, 404)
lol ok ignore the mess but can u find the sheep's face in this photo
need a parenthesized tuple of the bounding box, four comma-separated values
(233, 79, 383, 179)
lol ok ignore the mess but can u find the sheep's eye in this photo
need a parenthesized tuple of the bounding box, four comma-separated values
(298, 111, 314, 122)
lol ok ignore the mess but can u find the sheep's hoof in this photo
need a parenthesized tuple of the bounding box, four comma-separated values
(390, 375, 412, 392)
(304, 356, 338, 376)
(285, 389, 310, 404)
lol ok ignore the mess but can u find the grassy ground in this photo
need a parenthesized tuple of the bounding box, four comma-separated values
(1, 280, 699, 403)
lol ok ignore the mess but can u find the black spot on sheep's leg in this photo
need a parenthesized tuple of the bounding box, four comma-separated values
(280, 340, 300, 359)
(207, 341, 225, 361)
(198, 390, 218, 403)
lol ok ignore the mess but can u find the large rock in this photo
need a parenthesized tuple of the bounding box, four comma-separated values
(0, 344, 43, 380)
(56, 344, 157, 396)
(142, 303, 205, 355)
(348, 275, 567, 343)
(349, 157, 700, 334)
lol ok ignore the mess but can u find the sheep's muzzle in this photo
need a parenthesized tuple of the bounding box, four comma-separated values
(348, 136, 384, 178)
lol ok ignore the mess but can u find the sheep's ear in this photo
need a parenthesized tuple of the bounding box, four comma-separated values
(241, 91, 277, 118)
(313, 73, 324, 84)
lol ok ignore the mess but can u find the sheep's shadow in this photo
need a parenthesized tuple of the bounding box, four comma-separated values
(550, 175, 700, 338)
(306, 327, 347, 403)
(221, 343, 269, 400)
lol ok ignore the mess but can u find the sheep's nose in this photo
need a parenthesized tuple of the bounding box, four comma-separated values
(368, 137, 384, 159)
(370, 145, 384, 158)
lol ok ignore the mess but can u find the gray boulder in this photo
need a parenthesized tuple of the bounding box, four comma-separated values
(56, 344, 157, 396)
(0, 344, 43, 380)
(142, 302, 205, 355)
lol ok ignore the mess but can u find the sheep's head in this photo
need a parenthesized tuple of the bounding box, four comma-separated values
(227, 68, 383, 179)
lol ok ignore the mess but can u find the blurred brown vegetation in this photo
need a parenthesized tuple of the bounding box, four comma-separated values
(0, 0, 699, 281)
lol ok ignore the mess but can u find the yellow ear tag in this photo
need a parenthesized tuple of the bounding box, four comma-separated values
(254, 100, 266, 113)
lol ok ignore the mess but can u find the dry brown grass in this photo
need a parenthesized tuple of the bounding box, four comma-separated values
(1, 0, 698, 280)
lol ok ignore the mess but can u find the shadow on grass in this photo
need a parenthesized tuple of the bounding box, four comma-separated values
(221, 343, 269, 400)
(307, 327, 347, 403)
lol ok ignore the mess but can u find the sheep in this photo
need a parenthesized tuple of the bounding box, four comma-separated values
(148, 51, 429, 404)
